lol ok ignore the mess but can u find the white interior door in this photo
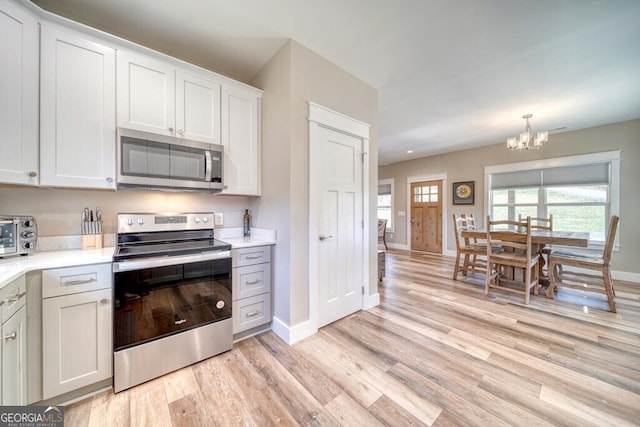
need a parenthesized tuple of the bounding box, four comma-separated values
(315, 126, 364, 327)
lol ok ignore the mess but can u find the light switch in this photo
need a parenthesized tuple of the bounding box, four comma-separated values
(214, 213, 224, 225)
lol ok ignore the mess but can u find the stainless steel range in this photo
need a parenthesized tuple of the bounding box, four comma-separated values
(112, 212, 232, 393)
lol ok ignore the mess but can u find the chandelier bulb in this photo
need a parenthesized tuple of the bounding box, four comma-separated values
(506, 114, 548, 151)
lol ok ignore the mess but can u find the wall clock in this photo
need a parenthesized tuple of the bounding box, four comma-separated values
(453, 181, 474, 205)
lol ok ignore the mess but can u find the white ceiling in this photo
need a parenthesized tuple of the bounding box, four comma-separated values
(31, 0, 640, 165)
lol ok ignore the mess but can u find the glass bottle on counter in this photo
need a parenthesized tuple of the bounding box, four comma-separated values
(243, 209, 251, 237)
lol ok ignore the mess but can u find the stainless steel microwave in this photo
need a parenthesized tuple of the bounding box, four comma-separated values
(116, 128, 224, 191)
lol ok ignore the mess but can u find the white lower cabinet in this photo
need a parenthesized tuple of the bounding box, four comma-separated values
(1, 275, 28, 405)
(42, 264, 112, 400)
(232, 246, 272, 334)
(2, 305, 27, 405)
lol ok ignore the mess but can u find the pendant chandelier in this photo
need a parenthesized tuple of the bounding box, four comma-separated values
(507, 114, 548, 150)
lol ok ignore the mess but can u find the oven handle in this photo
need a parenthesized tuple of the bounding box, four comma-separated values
(113, 250, 231, 272)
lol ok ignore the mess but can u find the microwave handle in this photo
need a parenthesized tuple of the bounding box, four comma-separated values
(205, 150, 212, 183)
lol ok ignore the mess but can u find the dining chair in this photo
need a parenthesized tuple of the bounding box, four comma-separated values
(519, 213, 553, 275)
(378, 219, 388, 250)
(452, 214, 488, 280)
(547, 215, 620, 312)
(519, 214, 553, 231)
(485, 216, 540, 304)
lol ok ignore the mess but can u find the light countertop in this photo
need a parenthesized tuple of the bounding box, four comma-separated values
(0, 247, 115, 289)
(215, 227, 277, 248)
(0, 227, 276, 289)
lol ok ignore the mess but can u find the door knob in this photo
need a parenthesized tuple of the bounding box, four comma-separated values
(319, 234, 333, 241)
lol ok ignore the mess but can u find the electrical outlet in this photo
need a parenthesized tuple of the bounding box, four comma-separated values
(214, 213, 224, 225)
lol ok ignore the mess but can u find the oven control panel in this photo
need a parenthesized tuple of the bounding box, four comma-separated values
(117, 213, 215, 233)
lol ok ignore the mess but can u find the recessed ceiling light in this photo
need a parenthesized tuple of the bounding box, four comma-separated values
(407, 150, 414, 154)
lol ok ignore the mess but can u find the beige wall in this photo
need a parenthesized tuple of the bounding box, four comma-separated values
(0, 186, 252, 235)
(252, 40, 378, 328)
(379, 118, 640, 275)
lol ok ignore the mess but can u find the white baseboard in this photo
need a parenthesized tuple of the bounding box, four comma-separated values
(363, 292, 380, 310)
(387, 242, 410, 250)
(271, 316, 317, 345)
(612, 270, 639, 283)
(271, 292, 382, 345)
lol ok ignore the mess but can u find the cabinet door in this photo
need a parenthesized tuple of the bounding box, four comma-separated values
(232, 293, 271, 333)
(2, 305, 27, 405)
(221, 85, 261, 195)
(42, 289, 112, 400)
(40, 25, 117, 189)
(0, 0, 39, 185)
(232, 262, 271, 301)
(117, 50, 175, 136)
(176, 70, 221, 144)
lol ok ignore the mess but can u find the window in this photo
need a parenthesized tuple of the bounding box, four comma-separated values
(485, 151, 620, 245)
(413, 184, 438, 203)
(378, 179, 394, 229)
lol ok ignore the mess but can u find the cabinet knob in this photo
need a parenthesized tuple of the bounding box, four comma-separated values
(29, 171, 38, 177)
(168, 127, 174, 133)
(178, 129, 184, 135)
(106, 177, 114, 183)
(3, 332, 17, 341)
(100, 299, 109, 304)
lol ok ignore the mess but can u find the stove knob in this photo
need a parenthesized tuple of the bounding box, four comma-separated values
(194, 216, 200, 223)
(202, 217, 209, 223)
(127, 217, 134, 225)
(22, 241, 34, 249)
(21, 231, 35, 239)
(137, 218, 145, 225)
(22, 219, 34, 228)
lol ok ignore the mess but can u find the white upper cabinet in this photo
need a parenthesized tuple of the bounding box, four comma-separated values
(40, 24, 117, 189)
(0, 0, 39, 185)
(117, 50, 222, 145)
(176, 70, 221, 144)
(117, 50, 175, 137)
(221, 85, 261, 196)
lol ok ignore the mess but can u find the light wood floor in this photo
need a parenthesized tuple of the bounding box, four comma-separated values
(65, 250, 640, 426)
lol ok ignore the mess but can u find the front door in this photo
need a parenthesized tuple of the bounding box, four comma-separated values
(410, 180, 442, 253)
(316, 125, 363, 328)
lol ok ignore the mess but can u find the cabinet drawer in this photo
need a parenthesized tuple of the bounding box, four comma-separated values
(1, 275, 27, 324)
(43, 263, 112, 298)
(232, 246, 271, 267)
(232, 293, 271, 333)
(232, 263, 271, 301)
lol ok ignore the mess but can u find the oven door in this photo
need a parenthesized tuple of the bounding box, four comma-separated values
(113, 251, 231, 351)
(0, 219, 17, 256)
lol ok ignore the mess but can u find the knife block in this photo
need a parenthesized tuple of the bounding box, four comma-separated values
(81, 233, 104, 250)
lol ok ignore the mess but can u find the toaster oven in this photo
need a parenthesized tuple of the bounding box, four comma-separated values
(0, 216, 37, 258)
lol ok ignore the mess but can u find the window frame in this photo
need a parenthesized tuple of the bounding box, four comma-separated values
(377, 178, 394, 231)
(484, 151, 620, 250)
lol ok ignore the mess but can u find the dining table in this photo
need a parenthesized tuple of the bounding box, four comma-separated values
(460, 228, 590, 298)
